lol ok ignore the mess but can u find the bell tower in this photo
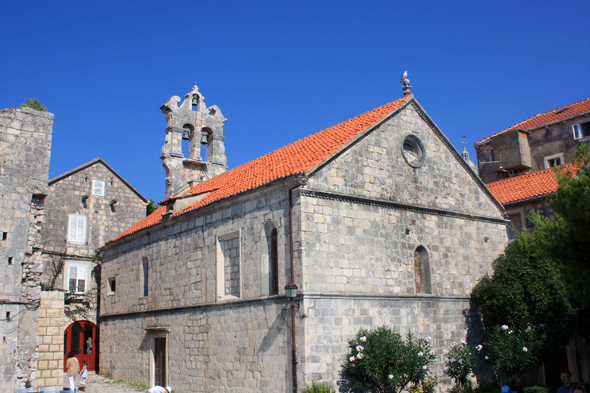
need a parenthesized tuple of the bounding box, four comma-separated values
(160, 85, 227, 198)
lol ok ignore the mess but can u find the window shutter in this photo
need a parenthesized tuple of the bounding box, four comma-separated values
(78, 216, 87, 243)
(69, 266, 77, 292)
(573, 124, 582, 140)
(77, 265, 87, 292)
(68, 216, 78, 242)
(92, 180, 105, 196)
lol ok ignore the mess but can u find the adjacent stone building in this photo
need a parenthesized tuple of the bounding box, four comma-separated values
(99, 83, 509, 392)
(475, 97, 590, 384)
(0, 107, 53, 391)
(40, 157, 148, 372)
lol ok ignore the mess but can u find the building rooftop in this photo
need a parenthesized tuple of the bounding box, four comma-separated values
(486, 163, 575, 205)
(475, 97, 590, 146)
(109, 95, 412, 243)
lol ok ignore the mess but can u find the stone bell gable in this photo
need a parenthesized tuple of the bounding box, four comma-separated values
(160, 85, 228, 199)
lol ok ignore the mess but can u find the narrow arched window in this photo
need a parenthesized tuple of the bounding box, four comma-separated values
(414, 246, 432, 294)
(140, 257, 149, 297)
(270, 228, 278, 295)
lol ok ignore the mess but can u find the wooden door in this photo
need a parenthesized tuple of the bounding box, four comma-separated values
(63, 321, 98, 371)
(154, 338, 166, 387)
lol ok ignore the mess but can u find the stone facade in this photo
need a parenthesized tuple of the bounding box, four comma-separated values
(0, 107, 53, 391)
(100, 95, 508, 392)
(37, 291, 66, 388)
(476, 110, 590, 184)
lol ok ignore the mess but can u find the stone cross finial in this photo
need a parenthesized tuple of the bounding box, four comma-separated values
(401, 71, 412, 96)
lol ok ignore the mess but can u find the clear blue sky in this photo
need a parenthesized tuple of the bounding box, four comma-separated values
(2, 1, 589, 202)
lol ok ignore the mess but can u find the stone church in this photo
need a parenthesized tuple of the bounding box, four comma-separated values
(99, 82, 509, 392)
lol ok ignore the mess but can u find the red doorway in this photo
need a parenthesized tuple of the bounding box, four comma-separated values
(63, 321, 98, 372)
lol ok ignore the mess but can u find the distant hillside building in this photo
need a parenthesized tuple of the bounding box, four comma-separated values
(99, 84, 508, 392)
(0, 107, 53, 391)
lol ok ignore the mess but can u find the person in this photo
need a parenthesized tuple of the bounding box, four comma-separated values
(147, 385, 172, 393)
(558, 370, 573, 393)
(572, 385, 586, 393)
(65, 352, 79, 391)
(79, 360, 89, 391)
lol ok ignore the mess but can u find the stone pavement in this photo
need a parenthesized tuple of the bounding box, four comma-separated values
(60, 371, 147, 393)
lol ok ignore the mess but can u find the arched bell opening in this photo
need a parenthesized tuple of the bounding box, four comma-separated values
(200, 128, 212, 162)
(63, 320, 99, 372)
(182, 124, 194, 159)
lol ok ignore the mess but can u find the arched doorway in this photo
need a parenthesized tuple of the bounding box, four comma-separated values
(63, 321, 99, 372)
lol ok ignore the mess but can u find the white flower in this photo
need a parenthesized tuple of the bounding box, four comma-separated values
(444, 358, 449, 363)
(429, 350, 436, 356)
(360, 336, 367, 342)
(452, 342, 457, 346)
(349, 356, 355, 362)
(417, 351, 424, 357)
(356, 345, 364, 352)
(422, 365, 428, 370)
(347, 348, 352, 354)
(443, 366, 449, 372)
(485, 356, 489, 360)
(460, 339, 466, 344)
(425, 336, 432, 342)
(442, 349, 449, 355)
(523, 347, 528, 352)
(458, 359, 463, 364)
(476, 345, 483, 351)
(389, 375, 394, 380)
(357, 353, 364, 359)
(501, 325, 509, 331)
(508, 330, 513, 334)
(449, 358, 455, 362)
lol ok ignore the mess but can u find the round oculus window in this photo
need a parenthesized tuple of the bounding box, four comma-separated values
(401, 134, 425, 168)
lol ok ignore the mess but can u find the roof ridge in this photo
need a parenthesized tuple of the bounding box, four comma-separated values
(111, 95, 411, 244)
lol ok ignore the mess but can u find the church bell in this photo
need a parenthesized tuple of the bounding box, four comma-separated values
(192, 95, 199, 107)
(200, 134, 209, 145)
(182, 129, 190, 140)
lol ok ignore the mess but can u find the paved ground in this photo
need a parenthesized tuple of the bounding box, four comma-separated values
(60, 371, 147, 393)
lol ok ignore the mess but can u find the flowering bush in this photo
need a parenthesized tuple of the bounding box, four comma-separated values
(443, 341, 477, 388)
(484, 324, 543, 376)
(344, 326, 436, 393)
(300, 381, 336, 393)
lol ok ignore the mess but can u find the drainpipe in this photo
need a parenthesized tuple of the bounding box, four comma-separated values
(287, 178, 305, 393)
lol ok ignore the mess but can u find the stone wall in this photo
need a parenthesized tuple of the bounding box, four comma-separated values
(37, 291, 66, 389)
(0, 107, 53, 391)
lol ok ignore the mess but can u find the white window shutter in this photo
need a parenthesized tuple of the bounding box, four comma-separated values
(573, 124, 581, 140)
(68, 216, 78, 242)
(78, 216, 87, 243)
(69, 265, 77, 292)
(92, 180, 105, 196)
(78, 265, 87, 292)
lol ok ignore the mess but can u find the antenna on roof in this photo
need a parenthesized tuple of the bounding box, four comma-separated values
(401, 71, 412, 96)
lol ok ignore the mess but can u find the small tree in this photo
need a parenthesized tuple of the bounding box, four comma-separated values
(21, 98, 48, 112)
(146, 199, 158, 216)
(344, 326, 436, 393)
(443, 341, 477, 389)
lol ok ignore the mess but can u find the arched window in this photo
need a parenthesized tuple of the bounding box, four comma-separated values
(140, 257, 149, 297)
(414, 246, 432, 294)
(270, 228, 278, 295)
(261, 222, 279, 296)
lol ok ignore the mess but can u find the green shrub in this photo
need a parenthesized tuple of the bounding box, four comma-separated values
(343, 326, 436, 393)
(484, 324, 542, 376)
(443, 341, 477, 388)
(524, 386, 549, 393)
(300, 381, 335, 393)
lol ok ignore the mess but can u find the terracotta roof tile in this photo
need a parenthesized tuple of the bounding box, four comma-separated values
(476, 98, 590, 145)
(109, 95, 411, 243)
(486, 163, 575, 205)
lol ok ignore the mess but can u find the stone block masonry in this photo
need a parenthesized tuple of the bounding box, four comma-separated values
(0, 107, 53, 392)
(37, 291, 66, 388)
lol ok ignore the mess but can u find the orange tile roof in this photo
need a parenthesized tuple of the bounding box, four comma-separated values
(109, 95, 412, 243)
(476, 98, 590, 145)
(486, 163, 575, 205)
